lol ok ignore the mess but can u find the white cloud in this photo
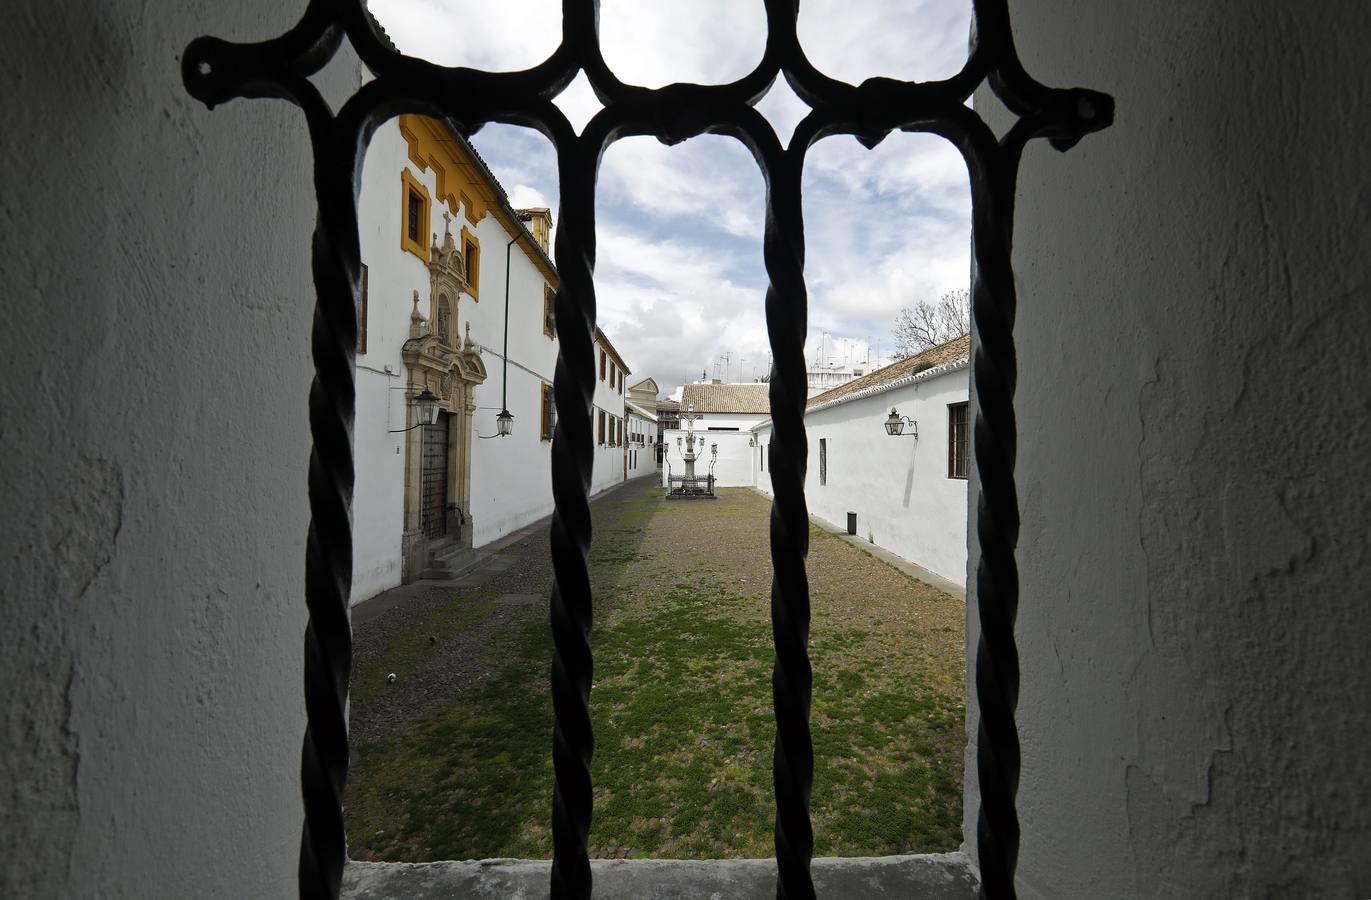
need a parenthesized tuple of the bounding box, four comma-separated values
(599, 137, 763, 240)
(796, 0, 971, 85)
(550, 71, 603, 136)
(505, 183, 549, 210)
(598, 1, 768, 88)
(367, 0, 561, 70)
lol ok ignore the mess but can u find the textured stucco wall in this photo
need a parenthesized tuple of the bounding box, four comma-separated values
(750, 368, 969, 585)
(966, 1, 1371, 896)
(0, 2, 360, 897)
(799, 369, 969, 585)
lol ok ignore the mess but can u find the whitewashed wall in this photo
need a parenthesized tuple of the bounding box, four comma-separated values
(624, 410, 656, 480)
(808, 368, 968, 585)
(694, 411, 770, 431)
(965, 1, 1371, 896)
(750, 365, 969, 586)
(352, 123, 426, 600)
(354, 120, 566, 596)
(590, 337, 628, 493)
(0, 4, 363, 895)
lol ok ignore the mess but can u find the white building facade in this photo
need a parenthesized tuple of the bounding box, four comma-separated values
(754, 338, 970, 587)
(590, 329, 636, 492)
(351, 115, 638, 602)
(624, 399, 657, 480)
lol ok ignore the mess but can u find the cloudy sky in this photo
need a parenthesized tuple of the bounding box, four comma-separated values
(369, 0, 973, 395)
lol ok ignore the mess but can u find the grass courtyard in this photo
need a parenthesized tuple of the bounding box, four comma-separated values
(345, 483, 965, 862)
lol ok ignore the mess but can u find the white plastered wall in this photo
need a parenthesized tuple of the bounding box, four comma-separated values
(590, 338, 628, 494)
(353, 120, 569, 584)
(964, 1, 1371, 897)
(801, 369, 969, 585)
(624, 410, 656, 480)
(0, 2, 362, 896)
(694, 411, 770, 431)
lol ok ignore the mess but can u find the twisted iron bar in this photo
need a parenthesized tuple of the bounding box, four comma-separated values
(299, 147, 361, 900)
(761, 150, 815, 900)
(547, 139, 599, 900)
(180, 1, 1112, 897)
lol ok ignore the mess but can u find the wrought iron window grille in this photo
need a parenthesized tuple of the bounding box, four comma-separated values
(180, 3, 1112, 898)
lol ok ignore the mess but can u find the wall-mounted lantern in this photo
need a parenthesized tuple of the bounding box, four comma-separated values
(748, 436, 756, 447)
(496, 408, 514, 437)
(710, 443, 718, 457)
(884, 407, 918, 438)
(389, 388, 440, 433)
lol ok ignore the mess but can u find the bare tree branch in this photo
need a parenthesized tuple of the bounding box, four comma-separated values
(891, 289, 970, 357)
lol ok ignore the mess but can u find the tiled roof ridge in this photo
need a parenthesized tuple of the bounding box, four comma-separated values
(679, 382, 772, 414)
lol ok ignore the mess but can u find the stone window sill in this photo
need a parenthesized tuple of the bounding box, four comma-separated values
(343, 852, 977, 898)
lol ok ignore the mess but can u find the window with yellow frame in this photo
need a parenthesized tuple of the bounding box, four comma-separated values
(540, 383, 554, 441)
(400, 169, 431, 262)
(461, 227, 481, 299)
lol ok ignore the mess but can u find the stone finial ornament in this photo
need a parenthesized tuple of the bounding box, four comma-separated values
(409, 289, 424, 338)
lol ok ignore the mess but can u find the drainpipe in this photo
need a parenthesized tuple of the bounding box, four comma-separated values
(498, 231, 525, 435)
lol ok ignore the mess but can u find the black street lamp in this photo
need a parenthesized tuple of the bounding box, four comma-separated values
(884, 407, 918, 438)
(389, 388, 440, 433)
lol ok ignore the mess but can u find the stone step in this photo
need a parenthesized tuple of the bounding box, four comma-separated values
(418, 546, 479, 582)
(432, 543, 468, 561)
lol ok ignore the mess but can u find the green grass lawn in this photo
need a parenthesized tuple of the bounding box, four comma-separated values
(345, 485, 964, 861)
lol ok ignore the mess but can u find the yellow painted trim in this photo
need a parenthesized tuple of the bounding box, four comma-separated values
(400, 169, 431, 263)
(459, 191, 479, 226)
(539, 381, 554, 442)
(543, 284, 556, 338)
(397, 114, 559, 288)
(459, 226, 481, 301)
(595, 327, 631, 378)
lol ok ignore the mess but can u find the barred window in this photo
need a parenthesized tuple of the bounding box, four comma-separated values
(948, 402, 969, 479)
(540, 383, 554, 442)
(406, 190, 422, 243)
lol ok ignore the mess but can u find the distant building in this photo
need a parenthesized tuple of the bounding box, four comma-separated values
(626, 378, 662, 470)
(678, 382, 772, 431)
(654, 398, 680, 463)
(806, 362, 870, 397)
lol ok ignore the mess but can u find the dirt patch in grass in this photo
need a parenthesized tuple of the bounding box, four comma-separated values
(345, 483, 964, 861)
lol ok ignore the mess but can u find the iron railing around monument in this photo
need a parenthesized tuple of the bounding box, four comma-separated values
(180, 3, 1111, 898)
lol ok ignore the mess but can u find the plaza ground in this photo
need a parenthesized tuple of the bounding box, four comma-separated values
(345, 481, 965, 862)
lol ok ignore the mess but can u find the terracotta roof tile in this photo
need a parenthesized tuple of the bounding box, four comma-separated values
(680, 382, 772, 414)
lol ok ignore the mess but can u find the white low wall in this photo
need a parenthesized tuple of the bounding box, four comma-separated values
(661, 429, 757, 488)
(753, 365, 969, 586)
